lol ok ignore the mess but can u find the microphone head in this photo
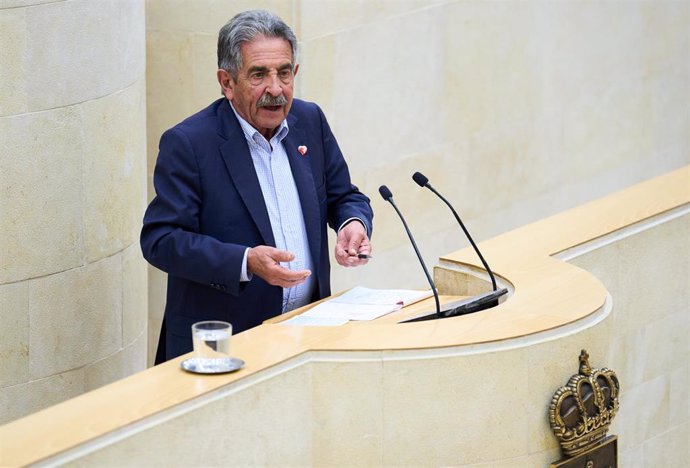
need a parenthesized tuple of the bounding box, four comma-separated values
(378, 185, 393, 201)
(412, 172, 429, 187)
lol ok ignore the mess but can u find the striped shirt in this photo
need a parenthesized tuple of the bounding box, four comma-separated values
(230, 103, 315, 312)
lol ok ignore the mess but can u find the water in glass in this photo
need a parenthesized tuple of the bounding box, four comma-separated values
(192, 322, 232, 372)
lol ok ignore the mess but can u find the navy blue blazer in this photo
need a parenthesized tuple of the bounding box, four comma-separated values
(141, 98, 373, 361)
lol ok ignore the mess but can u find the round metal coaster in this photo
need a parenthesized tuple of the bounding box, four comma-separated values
(180, 357, 244, 374)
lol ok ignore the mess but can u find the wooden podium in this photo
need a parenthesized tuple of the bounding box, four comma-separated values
(1, 167, 687, 466)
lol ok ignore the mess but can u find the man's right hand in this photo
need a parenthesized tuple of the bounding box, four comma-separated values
(247, 246, 311, 288)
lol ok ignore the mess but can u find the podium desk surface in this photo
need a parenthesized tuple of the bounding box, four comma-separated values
(0, 166, 688, 467)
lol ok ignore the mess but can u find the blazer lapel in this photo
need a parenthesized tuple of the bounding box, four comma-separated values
(284, 125, 321, 274)
(217, 101, 276, 247)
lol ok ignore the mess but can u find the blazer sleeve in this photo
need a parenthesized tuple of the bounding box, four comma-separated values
(140, 127, 246, 295)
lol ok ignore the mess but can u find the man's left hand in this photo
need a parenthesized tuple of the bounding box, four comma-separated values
(335, 221, 371, 267)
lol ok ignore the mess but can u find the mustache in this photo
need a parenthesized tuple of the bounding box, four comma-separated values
(257, 93, 288, 108)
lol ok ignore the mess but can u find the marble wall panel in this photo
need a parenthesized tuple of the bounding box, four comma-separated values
(67, 364, 312, 467)
(146, 0, 293, 35)
(189, 34, 222, 111)
(298, 0, 445, 41)
(609, 326, 647, 390)
(569, 215, 689, 370)
(0, 107, 85, 283)
(669, 365, 689, 428)
(440, 1, 690, 226)
(28, 255, 123, 380)
(615, 216, 690, 334)
(441, 2, 544, 215)
(381, 349, 529, 465)
(294, 34, 334, 110)
(0, 368, 84, 425)
(0, 7, 28, 116)
(23, 0, 145, 112)
(84, 331, 147, 392)
(612, 374, 671, 451)
(123, 243, 148, 347)
(144, 30, 218, 199)
(619, 444, 645, 468)
(305, 7, 446, 170)
(146, 30, 210, 142)
(642, 311, 687, 383)
(146, 318, 162, 368)
(630, 3, 689, 164)
(311, 358, 383, 465)
(462, 448, 561, 468)
(81, 79, 147, 261)
(0, 0, 58, 7)
(642, 423, 690, 467)
(544, 4, 649, 180)
(0, 282, 29, 388)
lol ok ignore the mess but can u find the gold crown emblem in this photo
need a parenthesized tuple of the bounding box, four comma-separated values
(548, 350, 620, 457)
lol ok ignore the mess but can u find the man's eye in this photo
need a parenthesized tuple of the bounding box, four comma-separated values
(250, 72, 265, 80)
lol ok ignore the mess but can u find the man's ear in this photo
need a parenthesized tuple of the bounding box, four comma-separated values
(293, 63, 299, 78)
(217, 69, 234, 99)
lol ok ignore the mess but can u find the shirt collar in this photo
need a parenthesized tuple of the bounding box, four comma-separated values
(228, 100, 289, 146)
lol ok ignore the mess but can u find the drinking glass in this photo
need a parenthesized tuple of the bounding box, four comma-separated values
(191, 321, 232, 372)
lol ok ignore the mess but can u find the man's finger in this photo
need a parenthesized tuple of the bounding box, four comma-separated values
(268, 249, 295, 263)
(348, 236, 363, 255)
(270, 269, 311, 287)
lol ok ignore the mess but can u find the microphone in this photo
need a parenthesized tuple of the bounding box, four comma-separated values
(406, 171, 508, 321)
(379, 185, 441, 316)
(412, 171, 498, 290)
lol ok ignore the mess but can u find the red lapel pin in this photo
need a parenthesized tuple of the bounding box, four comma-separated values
(298, 145, 308, 156)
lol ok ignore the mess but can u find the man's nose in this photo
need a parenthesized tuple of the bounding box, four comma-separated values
(265, 73, 282, 95)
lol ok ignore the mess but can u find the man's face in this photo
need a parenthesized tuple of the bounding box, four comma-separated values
(218, 36, 298, 140)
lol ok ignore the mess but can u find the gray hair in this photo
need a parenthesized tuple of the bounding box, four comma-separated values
(218, 10, 298, 79)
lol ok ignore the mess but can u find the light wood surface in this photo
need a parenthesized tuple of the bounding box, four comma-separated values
(0, 166, 687, 467)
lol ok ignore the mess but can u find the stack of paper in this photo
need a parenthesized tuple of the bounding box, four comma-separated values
(281, 287, 433, 326)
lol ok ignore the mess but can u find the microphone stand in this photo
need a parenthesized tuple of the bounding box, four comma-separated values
(421, 180, 498, 291)
(379, 186, 441, 316)
(399, 173, 509, 322)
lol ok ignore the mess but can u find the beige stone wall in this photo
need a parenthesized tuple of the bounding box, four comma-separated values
(305, 0, 690, 289)
(144, 1, 690, 362)
(570, 214, 689, 466)
(0, 0, 148, 423)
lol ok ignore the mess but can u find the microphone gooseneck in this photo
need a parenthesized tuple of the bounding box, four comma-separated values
(378, 185, 441, 316)
(412, 172, 498, 291)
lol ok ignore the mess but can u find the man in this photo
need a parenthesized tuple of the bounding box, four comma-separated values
(141, 10, 373, 363)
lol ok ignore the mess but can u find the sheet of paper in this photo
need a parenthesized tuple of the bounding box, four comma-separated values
(303, 301, 403, 321)
(281, 315, 349, 327)
(280, 287, 432, 326)
(330, 286, 432, 306)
